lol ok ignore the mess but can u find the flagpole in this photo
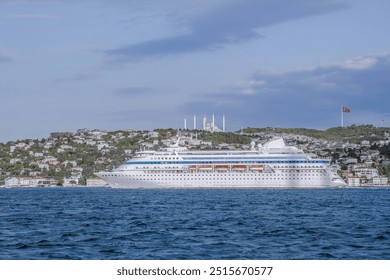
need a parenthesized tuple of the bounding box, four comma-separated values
(341, 106, 351, 127)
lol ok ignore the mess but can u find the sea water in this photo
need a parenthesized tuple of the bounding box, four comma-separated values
(1, 187, 390, 259)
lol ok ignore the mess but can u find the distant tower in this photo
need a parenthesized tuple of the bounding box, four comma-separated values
(203, 115, 206, 130)
(194, 115, 196, 130)
(222, 114, 225, 132)
(212, 113, 215, 132)
(184, 117, 187, 130)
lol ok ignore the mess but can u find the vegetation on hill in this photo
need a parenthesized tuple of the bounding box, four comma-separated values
(242, 125, 390, 143)
(197, 131, 251, 145)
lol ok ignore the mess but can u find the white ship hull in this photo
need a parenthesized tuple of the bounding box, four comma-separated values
(95, 138, 346, 189)
(96, 170, 344, 189)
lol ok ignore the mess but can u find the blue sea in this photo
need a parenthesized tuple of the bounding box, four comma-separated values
(1, 187, 390, 260)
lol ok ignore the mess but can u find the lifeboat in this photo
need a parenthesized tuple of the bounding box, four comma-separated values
(198, 165, 213, 171)
(232, 165, 247, 171)
(215, 165, 229, 171)
(249, 165, 263, 170)
(187, 165, 197, 172)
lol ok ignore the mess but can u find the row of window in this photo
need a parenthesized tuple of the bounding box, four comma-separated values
(101, 173, 326, 178)
(120, 177, 325, 181)
(127, 165, 323, 170)
(126, 161, 328, 165)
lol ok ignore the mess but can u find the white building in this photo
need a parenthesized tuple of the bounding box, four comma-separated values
(361, 140, 370, 146)
(16, 143, 27, 148)
(201, 141, 212, 146)
(43, 156, 59, 166)
(90, 130, 107, 139)
(352, 165, 379, 179)
(19, 177, 32, 187)
(5, 177, 20, 187)
(71, 167, 83, 176)
(97, 143, 109, 150)
(10, 158, 22, 164)
(345, 157, 358, 164)
(60, 145, 73, 150)
(128, 132, 138, 138)
(29, 178, 58, 187)
(38, 163, 49, 170)
(188, 139, 201, 146)
(347, 177, 361, 187)
(4, 177, 57, 187)
(44, 143, 53, 149)
(148, 131, 159, 138)
(86, 140, 97, 146)
(359, 155, 371, 162)
(63, 177, 79, 187)
(370, 177, 389, 186)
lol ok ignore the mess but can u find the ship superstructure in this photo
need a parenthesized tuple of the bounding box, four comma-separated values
(95, 138, 346, 188)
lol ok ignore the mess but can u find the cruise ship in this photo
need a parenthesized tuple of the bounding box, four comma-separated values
(95, 138, 346, 188)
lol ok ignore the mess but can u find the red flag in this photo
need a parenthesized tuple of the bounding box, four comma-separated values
(342, 106, 351, 113)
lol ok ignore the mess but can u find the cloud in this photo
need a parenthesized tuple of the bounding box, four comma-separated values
(325, 56, 380, 70)
(105, 0, 348, 62)
(179, 53, 390, 129)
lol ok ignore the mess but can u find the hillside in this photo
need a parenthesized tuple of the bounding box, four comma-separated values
(242, 125, 390, 143)
(2, 125, 390, 186)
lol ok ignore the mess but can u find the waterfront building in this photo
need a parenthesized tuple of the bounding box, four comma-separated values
(63, 177, 79, 187)
(370, 177, 389, 186)
(347, 177, 361, 187)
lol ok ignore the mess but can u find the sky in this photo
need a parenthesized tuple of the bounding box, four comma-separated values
(1, 0, 390, 142)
